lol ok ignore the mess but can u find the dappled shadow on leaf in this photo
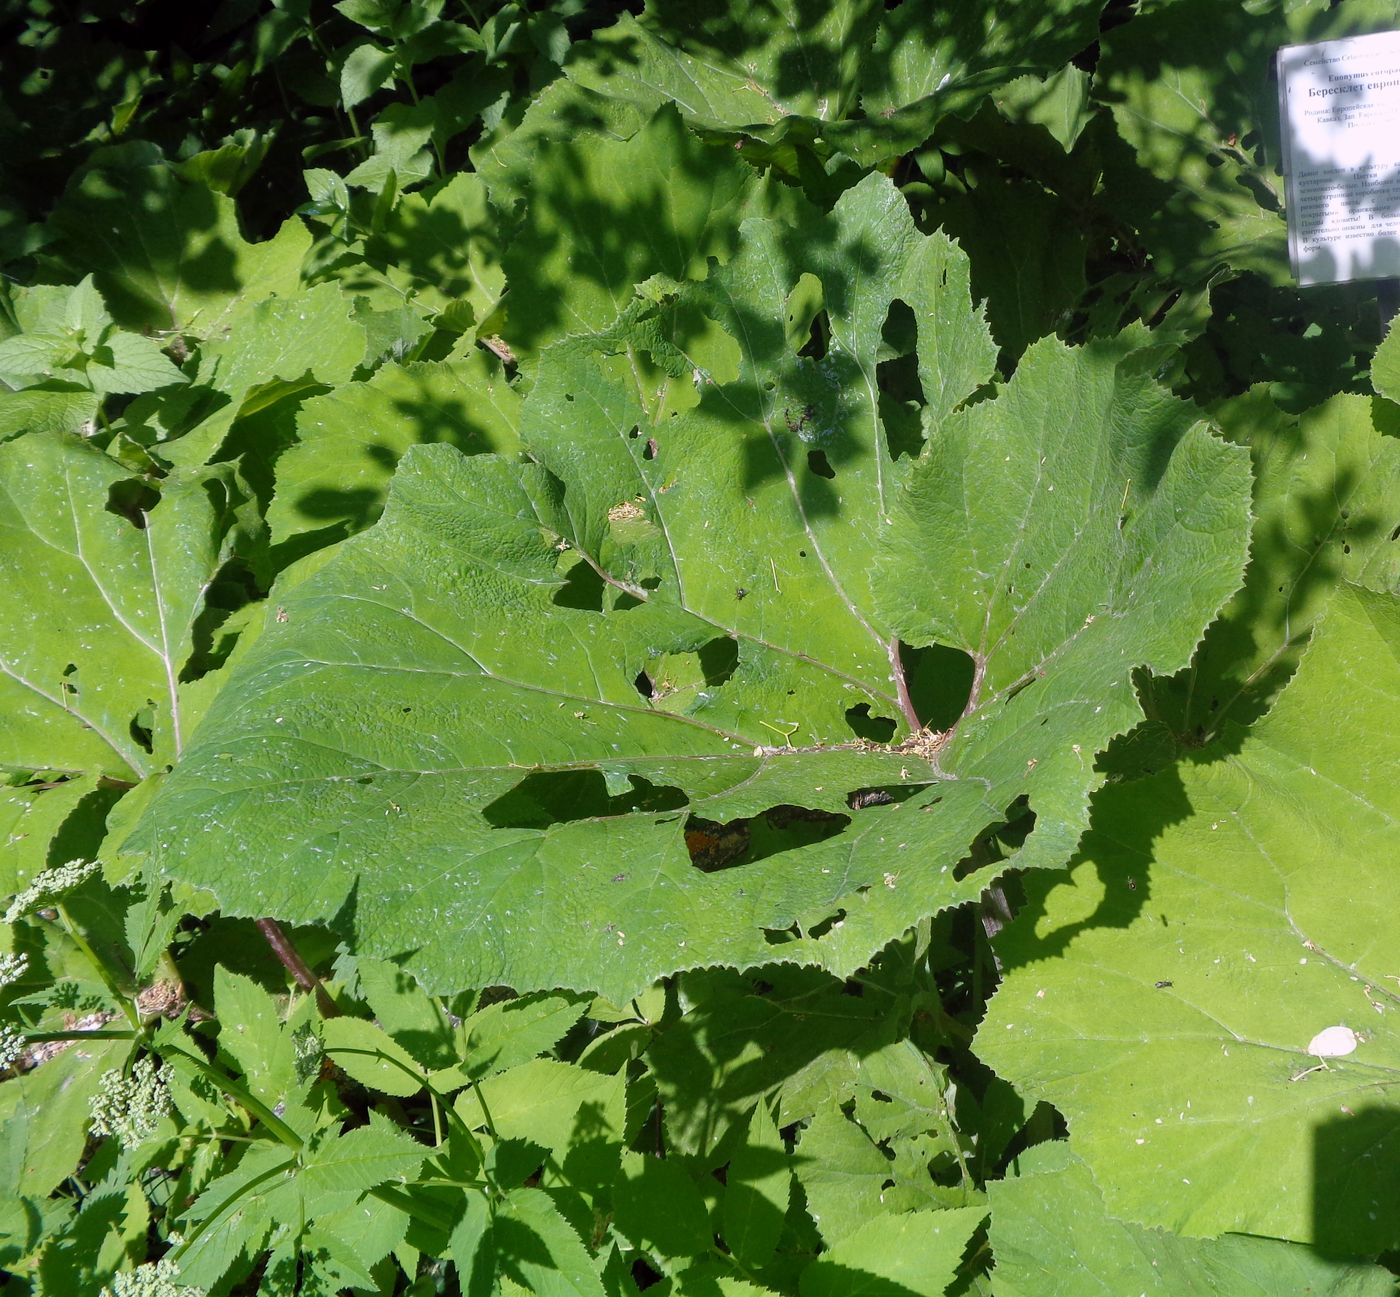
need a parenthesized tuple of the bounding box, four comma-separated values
(47, 159, 247, 332)
(992, 764, 1194, 974)
(562, 1098, 620, 1194)
(646, 960, 916, 1160)
(799, 1260, 932, 1297)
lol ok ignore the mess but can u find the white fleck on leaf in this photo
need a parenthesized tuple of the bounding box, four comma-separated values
(1306, 1026, 1358, 1058)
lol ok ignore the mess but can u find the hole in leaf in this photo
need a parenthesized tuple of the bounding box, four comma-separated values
(697, 635, 738, 686)
(847, 788, 895, 810)
(129, 704, 154, 754)
(634, 670, 654, 699)
(644, 438, 659, 459)
(684, 817, 751, 872)
(846, 703, 897, 743)
(807, 448, 835, 479)
(882, 299, 918, 358)
(484, 770, 686, 829)
(952, 795, 1035, 880)
(614, 576, 661, 612)
(564, 393, 574, 402)
(687, 804, 849, 875)
(805, 909, 846, 940)
(628, 425, 639, 439)
(878, 301, 923, 459)
(797, 311, 829, 360)
(106, 479, 159, 528)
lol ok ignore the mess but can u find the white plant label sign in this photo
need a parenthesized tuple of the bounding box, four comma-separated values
(1278, 29, 1400, 285)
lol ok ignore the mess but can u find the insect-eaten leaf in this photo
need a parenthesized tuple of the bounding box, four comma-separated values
(125, 173, 1251, 1002)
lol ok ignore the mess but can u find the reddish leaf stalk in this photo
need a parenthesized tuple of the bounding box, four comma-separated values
(888, 640, 923, 733)
(255, 917, 338, 1017)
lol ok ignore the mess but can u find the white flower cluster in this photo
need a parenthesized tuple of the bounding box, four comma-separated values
(0, 1024, 25, 1071)
(100, 1257, 204, 1297)
(3, 859, 100, 923)
(0, 951, 27, 988)
(90, 1056, 173, 1149)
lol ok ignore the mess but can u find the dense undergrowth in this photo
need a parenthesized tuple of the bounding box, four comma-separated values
(1, 0, 1397, 1293)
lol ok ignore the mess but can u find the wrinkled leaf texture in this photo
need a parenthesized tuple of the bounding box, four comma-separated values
(126, 169, 1252, 1002)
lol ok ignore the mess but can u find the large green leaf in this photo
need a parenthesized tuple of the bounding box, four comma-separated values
(979, 584, 1400, 1252)
(499, 106, 765, 354)
(268, 351, 520, 554)
(988, 1143, 1397, 1296)
(125, 175, 1249, 1001)
(1147, 389, 1400, 745)
(797, 1206, 984, 1297)
(0, 433, 251, 777)
(562, 1, 1106, 168)
(45, 155, 310, 337)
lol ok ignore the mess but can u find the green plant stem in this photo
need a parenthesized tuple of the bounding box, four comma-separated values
(156, 1040, 303, 1152)
(170, 1154, 298, 1265)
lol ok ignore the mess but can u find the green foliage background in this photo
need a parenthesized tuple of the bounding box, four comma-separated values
(0, 0, 1397, 1293)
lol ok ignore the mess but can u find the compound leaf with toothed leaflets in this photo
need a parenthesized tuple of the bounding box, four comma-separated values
(124, 171, 1250, 1002)
(497, 1188, 609, 1297)
(0, 432, 253, 779)
(979, 584, 1400, 1253)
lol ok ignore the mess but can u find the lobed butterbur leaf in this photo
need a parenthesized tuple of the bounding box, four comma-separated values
(979, 585, 1400, 1253)
(1145, 388, 1400, 745)
(987, 1143, 1398, 1296)
(44, 154, 310, 337)
(0, 432, 253, 778)
(124, 171, 1251, 1001)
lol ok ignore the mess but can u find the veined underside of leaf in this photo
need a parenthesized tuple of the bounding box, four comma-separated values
(125, 173, 1251, 1001)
